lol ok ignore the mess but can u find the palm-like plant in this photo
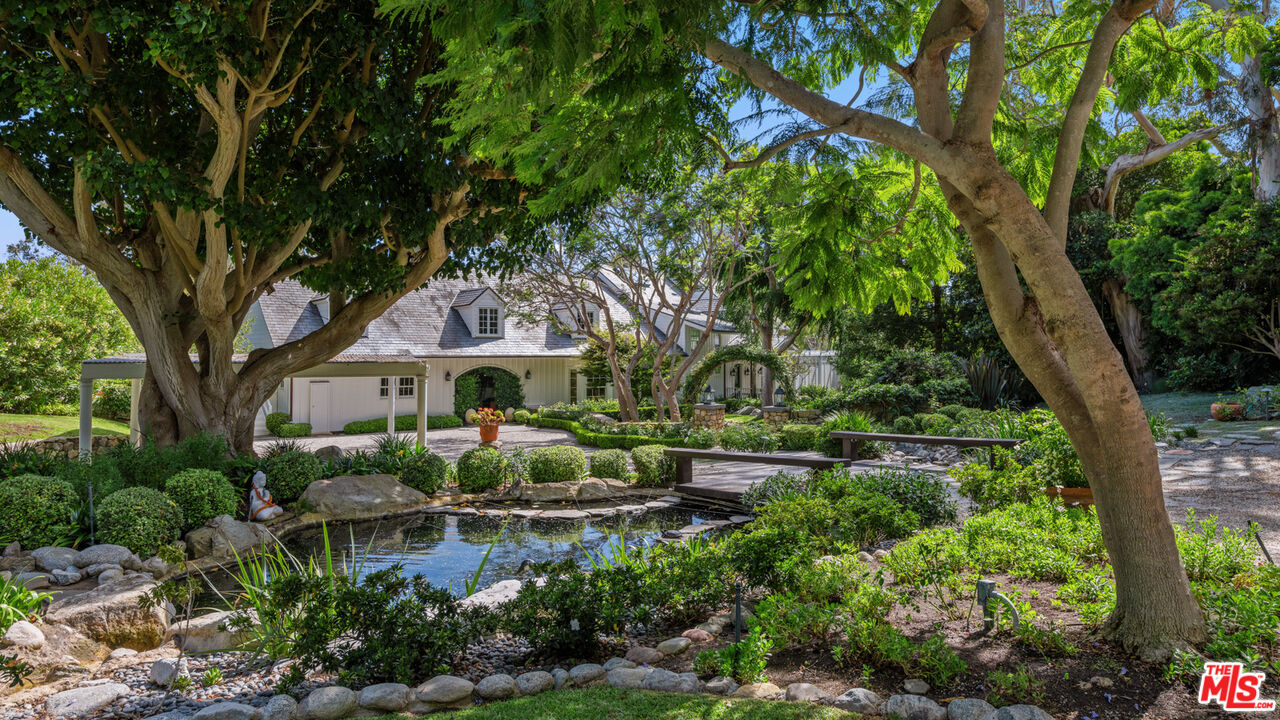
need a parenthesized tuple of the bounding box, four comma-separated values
(961, 354, 1011, 411)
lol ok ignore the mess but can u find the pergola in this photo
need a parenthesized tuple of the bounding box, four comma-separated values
(79, 353, 433, 456)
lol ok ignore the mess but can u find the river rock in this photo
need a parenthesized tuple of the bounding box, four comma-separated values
(262, 694, 298, 720)
(14, 572, 50, 590)
(186, 515, 274, 560)
(416, 675, 474, 705)
(81, 563, 123, 578)
(166, 610, 253, 653)
(978, 706, 1054, 720)
(313, 445, 344, 461)
(682, 628, 714, 643)
(149, 657, 189, 687)
(625, 646, 663, 664)
(883, 694, 946, 720)
(569, 664, 605, 686)
(301, 474, 427, 519)
(32, 546, 78, 573)
(460, 580, 521, 609)
(602, 657, 635, 671)
(656, 637, 691, 655)
(705, 676, 739, 696)
(642, 668, 681, 692)
(733, 683, 782, 699)
(576, 478, 622, 501)
(475, 674, 517, 700)
(516, 671, 555, 696)
(948, 698, 996, 720)
(552, 668, 570, 689)
(45, 683, 131, 717)
(831, 688, 882, 714)
(97, 568, 124, 585)
(511, 479, 578, 503)
(142, 556, 173, 579)
(904, 678, 930, 695)
(72, 544, 141, 570)
(785, 683, 828, 702)
(299, 686, 356, 720)
(2, 620, 45, 648)
(44, 573, 168, 649)
(193, 702, 259, 720)
(358, 683, 412, 711)
(607, 667, 649, 689)
(52, 568, 83, 585)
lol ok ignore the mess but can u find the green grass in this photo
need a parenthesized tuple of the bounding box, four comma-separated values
(1139, 392, 1218, 426)
(0, 413, 130, 443)
(367, 688, 862, 720)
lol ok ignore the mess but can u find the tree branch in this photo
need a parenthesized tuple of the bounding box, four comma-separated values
(1101, 121, 1243, 215)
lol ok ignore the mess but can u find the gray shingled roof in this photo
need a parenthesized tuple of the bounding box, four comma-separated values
(450, 288, 488, 307)
(256, 278, 587, 358)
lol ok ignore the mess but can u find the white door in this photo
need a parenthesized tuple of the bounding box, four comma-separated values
(309, 381, 331, 434)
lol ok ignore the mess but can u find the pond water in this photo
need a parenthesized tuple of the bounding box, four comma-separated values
(203, 506, 723, 600)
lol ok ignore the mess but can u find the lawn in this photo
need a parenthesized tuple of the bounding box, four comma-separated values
(0, 413, 130, 443)
(1139, 391, 1218, 425)
(372, 688, 860, 720)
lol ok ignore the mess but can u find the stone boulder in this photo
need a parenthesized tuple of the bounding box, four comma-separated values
(2, 620, 44, 649)
(166, 610, 254, 653)
(45, 683, 131, 717)
(576, 478, 627, 501)
(979, 706, 1054, 720)
(1, 624, 109, 694)
(884, 694, 946, 720)
(948, 698, 996, 720)
(313, 445, 345, 461)
(516, 671, 555, 696)
(358, 683, 413, 712)
(301, 474, 428, 519)
(475, 674, 517, 700)
(830, 688, 882, 714)
(512, 481, 578, 503)
(733, 682, 782, 699)
(299, 686, 356, 720)
(460, 580, 521, 609)
(31, 546, 78, 573)
(44, 573, 168, 650)
(186, 515, 274, 560)
(71, 544, 141, 570)
(414, 675, 474, 711)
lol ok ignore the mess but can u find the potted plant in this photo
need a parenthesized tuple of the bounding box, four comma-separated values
(1210, 392, 1245, 422)
(475, 407, 505, 443)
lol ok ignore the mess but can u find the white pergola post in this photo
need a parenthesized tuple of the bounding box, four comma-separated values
(129, 379, 142, 446)
(78, 377, 94, 460)
(416, 370, 427, 449)
(387, 376, 397, 434)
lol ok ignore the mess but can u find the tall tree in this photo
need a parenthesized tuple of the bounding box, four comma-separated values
(416, 0, 1258, 657)
(0, 1, 563, 453)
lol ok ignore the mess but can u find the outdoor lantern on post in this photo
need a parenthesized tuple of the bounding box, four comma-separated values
(773, 386, 785, 407)
(701, 384, 715, 405)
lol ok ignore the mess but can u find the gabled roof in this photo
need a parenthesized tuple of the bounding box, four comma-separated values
(449, 288, 490, 308)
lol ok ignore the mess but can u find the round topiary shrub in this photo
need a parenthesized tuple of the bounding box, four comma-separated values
(588, 449, 629, 480)
(96, 487, 184, 557)
(164, 468, 239, 532)
(262, 450, 324, 504)
(265, 412, 291, 436)
(937, 404, 966, 420)
(456, 446, 506, 493)
(0, 474, 80, 548)
(632, 444, 675, 488)
(513, 409, 532, 423)
(527, 446, 587, 484)
(400, 450, 451, 494)
(892, 416, 918, 435)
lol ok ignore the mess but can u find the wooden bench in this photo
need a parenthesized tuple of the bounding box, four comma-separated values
(830, 431, 1022, 468)
(663, 447, 852, 486)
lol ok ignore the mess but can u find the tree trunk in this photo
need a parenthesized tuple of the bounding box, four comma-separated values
(932, 283, 945, 352)
(1101, 278, 1155, 391)
(761, 322, 776, 406)
(609, 353, 640, 422)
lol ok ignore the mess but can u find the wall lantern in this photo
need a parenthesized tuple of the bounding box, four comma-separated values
(525, 369, 532, 380)
(444, 371, 452, 382)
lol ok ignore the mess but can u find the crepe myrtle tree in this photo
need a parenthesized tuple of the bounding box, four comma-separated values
(0, 1, 565, 453)
(400, 0, 1276, 657)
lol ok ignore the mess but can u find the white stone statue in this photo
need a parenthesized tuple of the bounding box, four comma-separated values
(249, 471, 283, 522)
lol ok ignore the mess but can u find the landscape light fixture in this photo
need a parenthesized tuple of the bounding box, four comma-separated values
(525, 369, 532, 380)
(773, 387, 785, 406)
(701, 384, 714, 404)
(444, 371, 452, 382)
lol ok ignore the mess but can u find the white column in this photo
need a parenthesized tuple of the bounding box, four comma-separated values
(416, 372, 427, 449)
(129, 379, 142, 446)
(387, 377, 397, 434)
(78, 378, 94, 460)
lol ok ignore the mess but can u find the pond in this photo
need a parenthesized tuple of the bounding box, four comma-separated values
(202, 506, 726, 601)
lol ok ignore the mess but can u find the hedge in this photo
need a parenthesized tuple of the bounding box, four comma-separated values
(457, 446, 506, 493)
(96, 486, 184, 557)
(343, 414, 464, 434)
(632, 445, 676, 488)
(0, 474, 80, 548)
(164, 468, 238, 532)
(528, 416, 683, 449)
(588, 449, 629, 480)
(527, 446, 587, 484)
(275, 422, 312, 438)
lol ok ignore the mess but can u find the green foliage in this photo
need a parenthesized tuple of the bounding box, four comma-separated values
(959, 354, 1012, 410)
(631, 444, 675, 488)
(453, 368, 526, 419)
(399, 450, 451, 494)
(265, 413, 291, 437)
(816, 410, 879, 458)
(262, 451, 323, 504)
(96, 487, 184, 557)
(0, 573, 52, 633)
(274, 423, 312, 438)
(91, 381, 133, 422)
(779, 424, 822, 451)
(692, 631, 773, 684)
(953, 451, 1043, 512)
(682, 346, 795, 405)
(836, 618, 967, 687)
(512, 409, 532, 423)
(751, 493, 918, 551)
(163, 468, 239, 533)
(101, 434, 232, 492)
(984, 666, 1045, 708)
(456, 447, 506, 493)
(719, 423, 781, 453)
(741, 470, 814, 510)
(281, 567, 496, 688)
(587, 449, 629, 480)
(342, 414, 463, 434)
(0, 474, 80, 548)
(0, 445, 66, 481)
(501, 559, 642, 657)
(526, 445, 587, 484)
(892, 416, 918, 434)
(837, 466, 957, 527)
(0, 259, 138, 414)
(913, 413, 952, 435)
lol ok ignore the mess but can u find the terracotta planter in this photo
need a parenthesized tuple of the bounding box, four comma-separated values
(1210, 402, 1244, 422)
(479, 423, 499, 443)
(1045, 485, 1094, 508)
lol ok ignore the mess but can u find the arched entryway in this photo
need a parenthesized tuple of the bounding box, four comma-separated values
(452, 366, 525, 417)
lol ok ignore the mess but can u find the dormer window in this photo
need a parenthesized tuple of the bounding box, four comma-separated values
(478, 307, 500, 336)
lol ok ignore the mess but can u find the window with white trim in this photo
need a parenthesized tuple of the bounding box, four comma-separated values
(379, 377, 416, 399)
(585, 374, 607, 400)
(478, 307, 500, 336)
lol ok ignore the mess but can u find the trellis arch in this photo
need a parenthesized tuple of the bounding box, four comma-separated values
(681, 346, 795, 404)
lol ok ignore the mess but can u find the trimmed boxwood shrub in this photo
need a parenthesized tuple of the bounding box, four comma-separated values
(0, 474, 80, 548)
(164, 468, 238, 532)
(892, 416, 918, 435)
(265, 412, 291, 436)
(719, 423, 780, 453)
(528, 446, 587, 484)
(513, 409, 532, 423)
(263, 450, 324, 504)
(96, 487, 184, 557)
(400, 450, 451, 494)
(275, 422, 312, 438)
(632, 445, 676, 488)
(914, 413, 952, 435)
(588, 449, 629, 480)
(780, 424, 822, 451)
(457, 446, 506, 493)
(937, 404, 966, 420)
(342, 414, 464, 434)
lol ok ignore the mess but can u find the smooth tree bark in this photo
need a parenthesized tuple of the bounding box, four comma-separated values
(701, 0, 1207, 657)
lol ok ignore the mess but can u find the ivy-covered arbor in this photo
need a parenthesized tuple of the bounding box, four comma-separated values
(681, 346, 794, 405)
(453, 367, 526, 418)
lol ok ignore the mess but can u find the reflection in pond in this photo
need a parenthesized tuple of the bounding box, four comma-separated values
(281, 507, 716, 594)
